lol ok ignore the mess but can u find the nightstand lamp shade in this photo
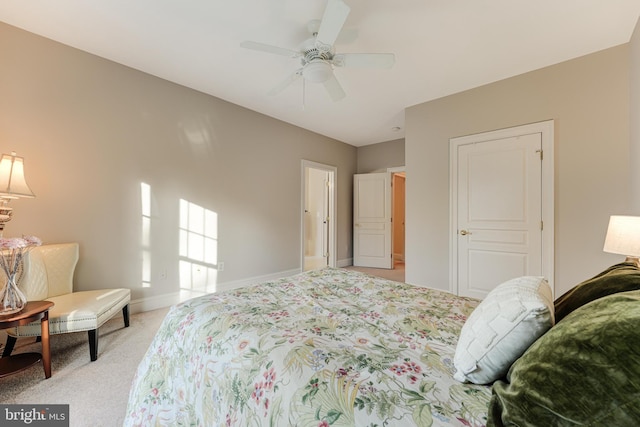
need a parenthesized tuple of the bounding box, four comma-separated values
(0, 152, 35, 237)
(603, 215, 640, 266)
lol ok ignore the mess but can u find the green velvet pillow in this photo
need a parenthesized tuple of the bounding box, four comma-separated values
(488, 290, 640, 426)
(554, 262, 640, 322)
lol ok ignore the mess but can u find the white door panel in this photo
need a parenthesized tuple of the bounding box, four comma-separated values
(457, 133, 542, 299)
(357, 233, 386, 257)
(465, 250, 528, 295)
(354, 172, 392, 268)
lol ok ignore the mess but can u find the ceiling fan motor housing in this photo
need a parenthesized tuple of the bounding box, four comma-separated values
(299, 38, 334, 83)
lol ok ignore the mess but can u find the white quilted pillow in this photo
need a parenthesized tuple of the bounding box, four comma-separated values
(453, 276, 554, 384)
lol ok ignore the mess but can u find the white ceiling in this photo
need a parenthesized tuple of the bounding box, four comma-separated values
(2, 1, 640, 147)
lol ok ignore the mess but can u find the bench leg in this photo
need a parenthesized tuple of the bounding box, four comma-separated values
(123, 304, 130, 328)
(3, 336, 17, 357)
(85, 305, 129, 362)
(88, 329, 98, 362)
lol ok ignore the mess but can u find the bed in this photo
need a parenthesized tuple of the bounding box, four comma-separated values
(124, 268, 491, 426)
(124, 264, 640, 426)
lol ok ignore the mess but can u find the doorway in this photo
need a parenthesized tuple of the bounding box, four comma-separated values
(392, 172, 406, 268)
(353, 167, 405, 271)
(302, 160, 337, 271)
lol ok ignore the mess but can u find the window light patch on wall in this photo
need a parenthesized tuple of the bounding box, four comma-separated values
(141, 182, 151, 288)
(179, 199, 219, 294)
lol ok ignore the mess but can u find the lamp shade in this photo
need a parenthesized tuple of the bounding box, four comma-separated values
(0, 152, 35, 199)
(603, 215, 640, 257)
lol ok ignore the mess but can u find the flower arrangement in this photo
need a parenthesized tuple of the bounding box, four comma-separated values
(0, 235, 42, 315)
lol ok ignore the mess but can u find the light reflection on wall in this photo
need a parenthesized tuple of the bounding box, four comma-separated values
(179, 199, 218, 294)
(141, 182, 151, 288)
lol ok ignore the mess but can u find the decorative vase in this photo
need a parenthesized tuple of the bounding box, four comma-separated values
(0, 272, 27, 315)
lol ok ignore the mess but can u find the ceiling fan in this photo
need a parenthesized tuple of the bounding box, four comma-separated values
(240, 0, 395, 102)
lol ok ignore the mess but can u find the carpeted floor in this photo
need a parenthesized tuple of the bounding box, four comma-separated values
(0, 307, 169, 427)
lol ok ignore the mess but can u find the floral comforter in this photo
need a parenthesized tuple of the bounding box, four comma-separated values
(124, 268, 490, 426)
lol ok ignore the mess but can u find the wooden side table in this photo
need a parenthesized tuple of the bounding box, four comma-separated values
(0, 301, 54, 379)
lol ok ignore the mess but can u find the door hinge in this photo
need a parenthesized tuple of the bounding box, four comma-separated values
(541, 221, 544, 231)
(536, 149, 543, 160)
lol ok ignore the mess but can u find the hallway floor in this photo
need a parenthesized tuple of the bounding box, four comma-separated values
(345, 261, 405, 283)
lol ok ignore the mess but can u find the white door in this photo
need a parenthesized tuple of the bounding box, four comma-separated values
(354, 172, 392, 268)
(456, 133, 543, 299)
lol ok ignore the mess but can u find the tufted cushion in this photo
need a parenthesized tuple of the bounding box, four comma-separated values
(8, 242, 131, 338)
(19, 243, 78, 300)
(18, 247, 50, 301)
(6, 288, 131, 336)
(453, 276, 554, 384)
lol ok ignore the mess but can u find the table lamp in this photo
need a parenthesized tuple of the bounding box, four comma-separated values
(0, 151, 35, 237)
(603, 215, 640, 267)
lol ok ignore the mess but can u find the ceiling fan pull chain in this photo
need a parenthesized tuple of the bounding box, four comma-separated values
(302, 78, 306, 110)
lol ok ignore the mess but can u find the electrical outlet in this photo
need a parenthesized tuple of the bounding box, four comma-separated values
(218, 261, 225, 272)
(159, 270, 167, 280)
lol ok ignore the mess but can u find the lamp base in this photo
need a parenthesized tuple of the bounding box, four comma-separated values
(624, 256, 640, 267)
(0, 201, 12, 239)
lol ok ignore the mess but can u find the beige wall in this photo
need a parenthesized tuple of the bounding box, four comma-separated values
(406, 45, 630, 296)
(631, 19, 640, 211)
(356, 138, 405, 173)
(0, 23, 357, 309)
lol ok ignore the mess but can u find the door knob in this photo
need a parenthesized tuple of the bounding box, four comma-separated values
(459, 229, 472, 236)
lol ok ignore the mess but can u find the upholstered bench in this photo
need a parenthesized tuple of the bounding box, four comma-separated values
(2, 243, 131, 361)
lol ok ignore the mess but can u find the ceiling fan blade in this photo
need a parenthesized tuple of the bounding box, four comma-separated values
(322, 74, 346, 102)
(315, 0, 351, 52)
(267, 70, 303, 96)
(336, 27, 358, 45)
(240, 41, 300, 58)
(332, 53, 395, 69)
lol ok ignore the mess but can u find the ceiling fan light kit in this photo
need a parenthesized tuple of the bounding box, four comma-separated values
(241, 0, 395, 102)
(302, 60, 333, 83)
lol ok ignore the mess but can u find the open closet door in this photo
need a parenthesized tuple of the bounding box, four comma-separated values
(353, 172, 392, 268)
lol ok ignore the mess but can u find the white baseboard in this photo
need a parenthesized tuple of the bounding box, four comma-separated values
(129, 292, 181, 314)
(129, 268, 302, 314)
(337, 258, 353, 268)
